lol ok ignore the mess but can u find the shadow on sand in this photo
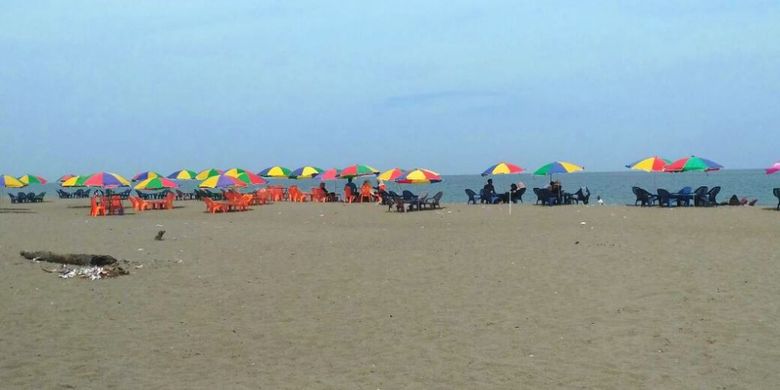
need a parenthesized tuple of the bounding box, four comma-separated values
(0, 208, 35, 214)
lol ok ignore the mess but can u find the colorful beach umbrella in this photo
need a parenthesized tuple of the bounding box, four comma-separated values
(258, 166, 292, 178)
(61, 175, 88, 187)
(132, 171, 161, 182)
(18, 174, 47, 185)
(339, 164, 380, 179)
(316, 168, 341, 181)
(195, 168, 223, 180)
(395, 168, 442, 184)
(199, 174, 247, 188)
(482, 162, 524, 176)
(83, 172, 131, 187)
(664, 156, 723, 173)
(224, 168, 267, 185)
(134, 177, 179, 190)
(378, 168, 405, 182)
(167, 169, 198, 180)
(534, 161, 584, 176)
(58, 174, 77, 182)
(625, 156, 670, 173)
(1, 175, 25, 188)
(766, 161, 780, 175)
(289, 166, 324, 179)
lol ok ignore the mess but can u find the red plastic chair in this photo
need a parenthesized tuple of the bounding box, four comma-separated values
(90, 196, 106, 216)
(343, 187, 355, 203)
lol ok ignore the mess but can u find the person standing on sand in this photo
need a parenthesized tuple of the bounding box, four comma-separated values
(482, 178, 496, 203)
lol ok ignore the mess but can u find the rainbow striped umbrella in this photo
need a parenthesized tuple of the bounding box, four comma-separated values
(626, 156, 670, 172)
(167, 169, 198, 180)
(378, 168, 405, 182)
(258, 166, 292, 178)
(766, 161, 780, 175)
(482, 162, 524, 176)
(533, 161, 584, 176)
(61, 175, 88, 187)
(195, 168, 223, 181)
(132, 171, 161, 182)
(83, 172, 131, 187)
(199, 174, 247, 188)
(339, 164, 379, 179)
(1, 175, 25, 188)
(664, 156, 723, 173)
(58, 174, 77, 182)
(18, 174, 48, 185)
(395, 168, 442, 184)
(224, 168, 267, 185)
(290, 166, 324, 179)
(134, 177, 179, 190)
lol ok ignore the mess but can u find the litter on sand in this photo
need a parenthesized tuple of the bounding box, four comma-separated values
(42, 264, 129, 280)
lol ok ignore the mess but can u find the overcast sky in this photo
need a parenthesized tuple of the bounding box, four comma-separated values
(1, 1, 778, 176)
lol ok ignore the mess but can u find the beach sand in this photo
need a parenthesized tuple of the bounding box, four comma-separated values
(1, 199, 779, 389)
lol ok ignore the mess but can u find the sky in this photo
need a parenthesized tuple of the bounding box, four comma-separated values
(1, 1, 779, 177)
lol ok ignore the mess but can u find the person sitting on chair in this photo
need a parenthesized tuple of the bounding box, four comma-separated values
(319, 182, 337, 202)
(344, 177, 358, 200)
(509, 183, 520, 203)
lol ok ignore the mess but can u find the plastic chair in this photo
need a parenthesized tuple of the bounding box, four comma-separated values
(343, 187, 356, 203)
(90, 197, 106, 216)
(359, 187, 374, 203)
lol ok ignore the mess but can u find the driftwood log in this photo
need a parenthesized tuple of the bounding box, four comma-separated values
(20, 251, 118, 266)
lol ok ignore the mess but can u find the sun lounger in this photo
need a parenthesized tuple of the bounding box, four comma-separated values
(8, 193, 18, 203)
(34, 192, 45, 202)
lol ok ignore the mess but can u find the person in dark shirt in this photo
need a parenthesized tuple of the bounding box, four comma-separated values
(345, 177, 357, 194)
(482, 178, 496, 203)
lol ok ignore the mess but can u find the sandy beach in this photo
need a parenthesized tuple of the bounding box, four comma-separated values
(1, 200, 779, 389)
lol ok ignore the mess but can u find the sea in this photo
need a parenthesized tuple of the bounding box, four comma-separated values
(13, 169, 779, 206)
